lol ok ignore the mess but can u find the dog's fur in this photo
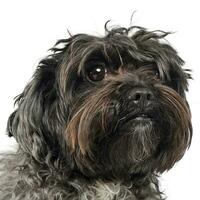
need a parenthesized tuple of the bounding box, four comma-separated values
(0, 24, 192, 199)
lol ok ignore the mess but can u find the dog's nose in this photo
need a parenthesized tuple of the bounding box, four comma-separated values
(128, 87, 155, 105)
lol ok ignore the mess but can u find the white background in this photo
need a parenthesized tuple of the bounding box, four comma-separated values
(0, 1, 199, 199)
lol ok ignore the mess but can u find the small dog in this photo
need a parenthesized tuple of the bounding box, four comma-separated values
(0, 23, 192, 200)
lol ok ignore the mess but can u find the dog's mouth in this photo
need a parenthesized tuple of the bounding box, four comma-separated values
(132, 113, 151, 120)
(112, 110, 156, 134)
(122, 111, 154, 124)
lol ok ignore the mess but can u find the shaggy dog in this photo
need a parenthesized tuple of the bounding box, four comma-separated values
(0, 23, 192, 199)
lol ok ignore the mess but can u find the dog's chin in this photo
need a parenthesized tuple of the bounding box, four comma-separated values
(107, 116, 160, 175)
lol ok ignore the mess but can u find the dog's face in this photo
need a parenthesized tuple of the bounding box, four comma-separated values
(8, 26, 192, 181)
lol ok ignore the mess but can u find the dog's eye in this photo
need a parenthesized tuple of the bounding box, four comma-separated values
(153, 71, 159, 78)
(87, 65, 107, 82)
(154, 70, 160, 80)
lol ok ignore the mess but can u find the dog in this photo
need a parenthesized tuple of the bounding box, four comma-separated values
(0, 23, 192, 200)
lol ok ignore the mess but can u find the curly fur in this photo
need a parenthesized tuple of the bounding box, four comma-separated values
(0, 23, 192, 199)
(0, 152, 161, 200)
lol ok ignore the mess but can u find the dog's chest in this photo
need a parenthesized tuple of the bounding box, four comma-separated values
(79, 181, 136, 200)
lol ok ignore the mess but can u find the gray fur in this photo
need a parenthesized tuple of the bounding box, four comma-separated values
(0, 150, 161, 200)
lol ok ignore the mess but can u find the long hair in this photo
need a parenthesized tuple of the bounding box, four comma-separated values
(1, 24, 192, 200)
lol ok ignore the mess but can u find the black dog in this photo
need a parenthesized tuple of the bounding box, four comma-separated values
(0, 24, 192, 199)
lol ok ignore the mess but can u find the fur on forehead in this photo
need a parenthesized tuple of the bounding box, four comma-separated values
(51, 25, 190, 94)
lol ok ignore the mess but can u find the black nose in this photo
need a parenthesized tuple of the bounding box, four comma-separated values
(128, 87, 155, 105)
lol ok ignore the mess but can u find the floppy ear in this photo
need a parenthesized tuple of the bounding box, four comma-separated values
(6, 54, 64, 162)
(6, 35, 86, 162)
(153, 45, 192, 172)
(155, 47, 192, 172)
(132, 30, 193, 172)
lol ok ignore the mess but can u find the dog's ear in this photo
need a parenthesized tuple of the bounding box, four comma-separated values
(157, 50, 192, 172)
(6, 41, 70, 162)
(132, 31, 193, 172)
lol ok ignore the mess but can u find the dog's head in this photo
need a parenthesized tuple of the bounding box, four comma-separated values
(7, 25, 192, 181)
